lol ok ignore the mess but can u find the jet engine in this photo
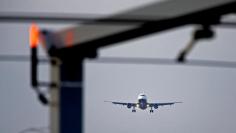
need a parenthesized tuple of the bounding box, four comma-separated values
(127, 103, 132, 109)
(154, 104, 158, 109)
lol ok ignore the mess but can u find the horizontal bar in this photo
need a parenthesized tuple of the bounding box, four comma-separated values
(88, 57, 236, 69)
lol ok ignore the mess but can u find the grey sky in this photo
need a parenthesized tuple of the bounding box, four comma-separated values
(1, 0, 236, 133)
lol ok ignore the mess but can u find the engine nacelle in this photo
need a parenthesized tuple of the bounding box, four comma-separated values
(127, 104, 132, 109)
(154, 104, 158, 109)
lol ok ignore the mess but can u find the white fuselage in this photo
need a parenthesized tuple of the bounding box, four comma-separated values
(137, 94, 148, 110)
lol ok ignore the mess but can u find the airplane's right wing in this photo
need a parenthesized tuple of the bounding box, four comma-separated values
(104, 101, 137, 108)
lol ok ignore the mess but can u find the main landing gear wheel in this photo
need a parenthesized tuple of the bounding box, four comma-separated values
(132, 109, 136, 112)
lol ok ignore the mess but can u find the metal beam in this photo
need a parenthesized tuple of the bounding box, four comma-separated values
(54, 0, 236, 60)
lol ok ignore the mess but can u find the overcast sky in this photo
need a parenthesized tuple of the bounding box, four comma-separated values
(1, 0, 236, 133)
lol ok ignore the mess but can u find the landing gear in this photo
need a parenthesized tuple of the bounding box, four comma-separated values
(132, 106, 136, 112)
(150, 107, 154, 113)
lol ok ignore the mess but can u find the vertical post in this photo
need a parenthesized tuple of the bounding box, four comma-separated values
(30, 23, 39, 88)
(60, 59, 84, 133)
(31, 47, 38, 87)
(50, 58, 61, 133)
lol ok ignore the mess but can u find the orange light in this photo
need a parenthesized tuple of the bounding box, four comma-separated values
(29, 23, 40, 48)
(65, 30, 74, 47)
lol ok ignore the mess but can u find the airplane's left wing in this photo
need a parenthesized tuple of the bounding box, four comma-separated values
(149, 102, 182, 107)
(146, 102, 182, 113)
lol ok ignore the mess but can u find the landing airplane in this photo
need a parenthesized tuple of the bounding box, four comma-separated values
(105, 93, 182, 113)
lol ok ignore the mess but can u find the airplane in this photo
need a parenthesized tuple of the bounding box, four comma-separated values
(105, 93, 182, 113)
